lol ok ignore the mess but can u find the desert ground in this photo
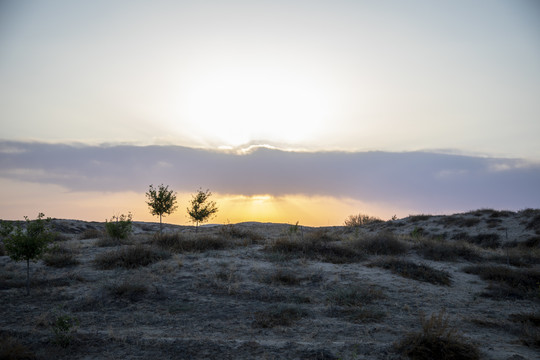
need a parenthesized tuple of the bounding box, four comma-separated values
(1, 209, 539, 359)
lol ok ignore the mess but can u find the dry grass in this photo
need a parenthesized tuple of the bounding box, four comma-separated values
(369, 258, 452, 286)
(252, 304, 308, 328)
(42, 244, 79, 268)
(153, 232, 232, 252)
(394, 310, 480, 360)
(509, 312, 540, 347)
(93, 244, 171, 269)
(463, 265, 540, 300)
(219, 224, 264, 243)
(79, 228, 102, 239)
(451, 232, 501, 249)
(437, 216, 481, 228)
(349, 232, 408, 255)
(328, 307, 386, 323)
(326, 284, 384, 307)
(267, 235, 363, 264)
(414, 238, 481, 262)
(95, 236, 133, 247)
(104, 279, 149, 302)
(0, 335, 36, 360)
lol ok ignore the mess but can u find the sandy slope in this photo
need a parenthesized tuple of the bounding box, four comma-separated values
(0, 209, 539, 359)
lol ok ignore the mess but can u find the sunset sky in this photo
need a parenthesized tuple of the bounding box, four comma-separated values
(1, 1, 539, 225)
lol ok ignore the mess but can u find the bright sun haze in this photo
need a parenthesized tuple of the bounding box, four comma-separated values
(0, 1, 539, 224)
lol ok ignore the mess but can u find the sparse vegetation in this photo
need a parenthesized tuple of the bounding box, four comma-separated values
(42, 244, 79, 268)
(104, 213, 133, 240)
(79, 228, 102, 239)
(146, 184, 178, 236)
(395, 310, 480, 359)
(187, 188, 218, 231)
(4, 213, 54, 295)
(268, 235, 363, 263)
(349, 232, 408, 255)
(0, 336, 36, 359)
(509, 312, 540, 347)
(93, 244, 170, 269)
(414, 238, 481, 262)
(52, 314, 79, 348)
(344, 213, 382, 227)
(104, 279, 149, 301)
(409, 214, 433, 222)
(327, 285, 384, 306)
(369, 258, 452, 286)
(253, 304, 308, 328)
(153, 232, 232, 252)
(463, 265, 540, 300)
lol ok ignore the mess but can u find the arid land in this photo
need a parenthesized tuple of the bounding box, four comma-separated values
(1, 209, 539, 359)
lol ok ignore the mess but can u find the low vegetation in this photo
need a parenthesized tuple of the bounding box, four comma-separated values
(253, 304, 308, 328)
(153, 232, 232, 252)
(349, 232, 408, 255)
(93, 244, 170, 269)
(414, 238, 481, 262)
(326, 284, 384, 307)
(344, 213, 382, 227)
(394, 310, 480, 359)
(463, 265, 540, 300)
(369, 258, 452, 286)
(42, 244, 79, 268)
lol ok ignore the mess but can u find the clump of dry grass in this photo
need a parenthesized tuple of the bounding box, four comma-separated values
(42, 244, 79, 268)
(369, 258, 452, 286)
(408, 214, 433, 222)
(452, 232, 501, 249)
(328, 307, 386, 323)
(79, 228, 102, 239)
(259, 268, 302, 286)
(394, 310, 480, 360)
(437, 216, 480, 228)
(344, 213, 383, 227)
(219, 224, 264, 243)
(463, 264, 540, 300)
(95, 236, 133, 247)
(414, 238, 481, 262)
(327, 284, 384, 307)
(93, 244, 170, 269)
(104, 279, 148, 301)
(0, 335, 36, 360)
(509, 312, 540, 347)
(252, 304, 308, 328)
(267, 234, 363, 264)
(153, 232, 232, 252)
(349, 232, 408, 255)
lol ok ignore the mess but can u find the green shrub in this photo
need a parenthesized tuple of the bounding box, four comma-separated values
(93, 244, 170, 269)
(369, 258, 452, 286)
(52, 314, 79, 348)
(4, 213, 54, 295)
(395, 310, 480, 359)
(105, 213, 132, 240)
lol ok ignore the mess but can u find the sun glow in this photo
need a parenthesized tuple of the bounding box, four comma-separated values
(181, 66, 336, 147)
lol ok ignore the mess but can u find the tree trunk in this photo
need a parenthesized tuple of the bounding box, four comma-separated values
(160, 214, 163, 237)
(26, 258, 30, 296)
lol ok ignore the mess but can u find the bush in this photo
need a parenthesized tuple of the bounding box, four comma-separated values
(395, 310, 480, 359)
(369, 258, 452, 286)
(52, 314, 79, 348)
(93, 244, 170, 269)
(463, 265, 540, 300)
(253, 304, 308, 328)
(219, 224, 264, 243)
(415, 238, 481, 262)
(42, 244, 79, 268)
(350, 232, 408, 255)
(105, 279, 148, 301)
(153, 232, 231, 252)
(267, 236, 363, 264)
(344, 213, 382, 227)
(105, 213, 132, 240)
(408, 214, 433, 222)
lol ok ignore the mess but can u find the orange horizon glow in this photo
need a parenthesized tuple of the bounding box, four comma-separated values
(0, 179, 406, 227)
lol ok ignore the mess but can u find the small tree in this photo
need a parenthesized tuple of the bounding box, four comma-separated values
(4, 213, 53, 295)
(146, 184, 178, 236)
(187, 188, 218, 232)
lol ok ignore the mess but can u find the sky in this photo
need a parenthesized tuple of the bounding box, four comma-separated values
(1, 1, 539, 225)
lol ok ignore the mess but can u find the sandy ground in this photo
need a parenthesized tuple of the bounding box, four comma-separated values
(1, 209, 539, 359)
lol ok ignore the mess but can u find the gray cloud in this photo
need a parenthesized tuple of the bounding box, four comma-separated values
(1, 141, 539, 211)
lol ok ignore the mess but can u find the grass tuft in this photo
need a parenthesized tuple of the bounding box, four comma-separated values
(42, 244, 79, 268)
(395, 310, 480, 360)
(93, 244, 170, 269)
(267, 236, 363, 263)
(253, 304, 308, 328)
(350, 232, 408, 255)
(463, 265, 540, 300)
(415, 238, 481, 262)
(369, 258, 452, 286)
(327, 285, 384, 307)
(153, 232, 232, 252)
